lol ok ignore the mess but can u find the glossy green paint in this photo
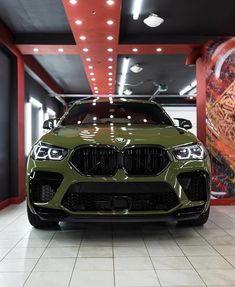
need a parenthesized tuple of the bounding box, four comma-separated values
(26, 99, 211, 217)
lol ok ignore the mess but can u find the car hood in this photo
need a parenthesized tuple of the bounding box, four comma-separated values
(40, 124, 197, 150)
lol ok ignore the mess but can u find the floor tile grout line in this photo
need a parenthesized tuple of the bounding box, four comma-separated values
(141, 227, 162, 287)
(0, 229, 32, 263)
(0, 205, 27, 233)
(192, 225, 235, 270)
(173, 227, 213, 287)
(22, 228, 57, 287)
(68, 229, 84, 287)
(207, 213, 235, 236)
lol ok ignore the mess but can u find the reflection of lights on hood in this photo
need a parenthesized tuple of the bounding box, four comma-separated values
(92, 102, 96, 106)
(93, 117, 97, 121)
(110, 115, 114, 119)
(121, 127, 127, 131)
(129, 132, 133, 135)
(110, 123, 114, 126)
(127, 115, 131, 119)
(128, 123, 131, 126)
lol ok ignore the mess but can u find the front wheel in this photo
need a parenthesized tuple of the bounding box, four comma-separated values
(178, 207, 210, 226)
(27, 203, 59, 229)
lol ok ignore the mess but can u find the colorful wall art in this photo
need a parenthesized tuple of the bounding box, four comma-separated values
(206, 38, 235, 199)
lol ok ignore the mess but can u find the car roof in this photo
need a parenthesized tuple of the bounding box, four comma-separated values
(72, 98, 160, 106)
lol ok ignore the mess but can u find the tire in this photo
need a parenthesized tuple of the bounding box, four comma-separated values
(178, 207, 210, 227)
(27, 203, 59, 229)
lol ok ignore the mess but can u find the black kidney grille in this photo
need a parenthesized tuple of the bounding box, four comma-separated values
(61, 182, 179, 212)
(124, 147, 169, 175)
(70, 146, 169, 176)
(71, 147, 117, 176)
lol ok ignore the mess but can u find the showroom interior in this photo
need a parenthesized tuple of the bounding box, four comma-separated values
(0, 0, 235, 286)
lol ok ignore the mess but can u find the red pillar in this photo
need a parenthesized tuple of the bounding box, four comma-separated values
(16, 56, 26, 202)
(196, 57, 206, 146)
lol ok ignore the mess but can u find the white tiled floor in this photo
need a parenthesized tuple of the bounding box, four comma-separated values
(0, 202, 235, 287)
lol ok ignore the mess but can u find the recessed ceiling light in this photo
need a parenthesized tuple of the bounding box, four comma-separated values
(69, 0, 77, 5)
(107, 20, 114, 25)
(80, 35, 86, 40)
(95, 91, 99, 93)
(108, 72, 112, 75)
(108, 78, 112, 81)
(130, 63, 143, 73)
(58, 48, 64, 53)
(132, 48, 138, 52)
(88, 65, 93, 69)
(94, 87, 98, 90)
(108, 58, 113, 62)
(83, 48, 89, 52)
(108, 66, 112, 69)
(75, 19, 82, 25)
(108, 83, 112, 86)
(90, 72, 94, 76)
(91, 78, 96, 81)
(86, 58, 91, 61)
(107, 36, 113, 41)
(33, 48, 39, 52)
(107, 48, 113, 52)
(143, 13, 164, 28)
(156, 47, 162, 52)
(107, 0, 114, 5)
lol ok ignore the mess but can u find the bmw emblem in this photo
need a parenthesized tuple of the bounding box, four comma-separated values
(115, 137, 126, 143)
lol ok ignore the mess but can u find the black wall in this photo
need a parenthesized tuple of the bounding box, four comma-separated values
(0, 46, 18, 202)
(25, 72, 63, 145)
(25, 72, 63, 117)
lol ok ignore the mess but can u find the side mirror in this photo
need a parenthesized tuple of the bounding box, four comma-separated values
(174, 118, 192, 130)
(43, 118, 58, 130)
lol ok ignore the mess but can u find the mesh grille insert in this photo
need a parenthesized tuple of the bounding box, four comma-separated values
(61, 182, 179, 212)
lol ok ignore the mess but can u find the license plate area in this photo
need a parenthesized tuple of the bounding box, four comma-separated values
(112, 196, 131, 211)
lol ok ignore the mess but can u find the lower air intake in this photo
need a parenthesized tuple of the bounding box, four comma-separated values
(61, 182, 179, 212)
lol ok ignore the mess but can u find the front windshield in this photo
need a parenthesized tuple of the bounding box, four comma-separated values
(61, 102, 173, 126)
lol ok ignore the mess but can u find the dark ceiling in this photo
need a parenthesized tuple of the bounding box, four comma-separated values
(0, 0, 71, 33)
(0, 0, 233, 102)
(120, 0, 235, 44)
(115, 55, 196, 95)
(34, 55, 91, 95)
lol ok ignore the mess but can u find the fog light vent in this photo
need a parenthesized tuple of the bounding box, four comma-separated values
(40, 185, 56, 202)
(30, 171, 63, 203)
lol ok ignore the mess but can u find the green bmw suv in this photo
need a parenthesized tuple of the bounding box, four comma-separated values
(26, 99, 211, 228)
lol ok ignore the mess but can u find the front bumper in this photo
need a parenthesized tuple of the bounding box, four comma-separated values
(26, 150, 211, 222)
(33, 204, 207, 223)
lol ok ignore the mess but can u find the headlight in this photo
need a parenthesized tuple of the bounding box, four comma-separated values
(32, 143, 67, 161)
(172, 144, 206, 160)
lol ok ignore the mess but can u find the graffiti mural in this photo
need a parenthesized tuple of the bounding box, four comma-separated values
(206, 38, 235, 198)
